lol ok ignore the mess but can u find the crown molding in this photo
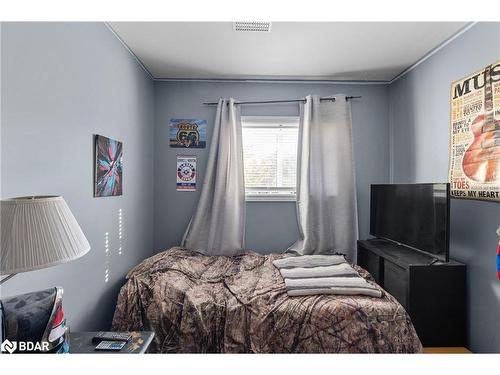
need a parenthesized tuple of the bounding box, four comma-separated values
(104, 22, 154, 81)
(153, 77, 390, 85)
(389, 22, 477, 84)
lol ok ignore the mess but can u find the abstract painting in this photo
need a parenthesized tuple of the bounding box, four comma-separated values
(94, 135, 123, 197)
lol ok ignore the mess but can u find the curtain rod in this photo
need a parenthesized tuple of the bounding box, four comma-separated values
(203, 96, 361, 106)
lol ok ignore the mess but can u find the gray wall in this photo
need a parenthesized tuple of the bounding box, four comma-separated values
(0, 22, 155, 331)
(154, 81, 390, 253)
(389, 22, 500, 353)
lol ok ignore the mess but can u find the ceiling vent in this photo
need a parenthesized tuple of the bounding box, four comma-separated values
(233, 22, 272, 33)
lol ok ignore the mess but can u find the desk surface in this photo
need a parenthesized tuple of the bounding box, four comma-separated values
(69, 331, 154, 354)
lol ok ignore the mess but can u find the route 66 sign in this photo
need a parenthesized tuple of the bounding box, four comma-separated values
(170, 119, 207, 148)
(176, 155, 196, 191)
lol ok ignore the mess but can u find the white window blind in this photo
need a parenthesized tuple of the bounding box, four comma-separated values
(241, 116, 299, 201)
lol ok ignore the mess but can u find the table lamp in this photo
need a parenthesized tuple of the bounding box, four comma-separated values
(0, 195, 90, 283)
(0, 196, 90, 353)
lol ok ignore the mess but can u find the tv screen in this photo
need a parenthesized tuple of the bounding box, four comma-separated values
(370, 183, 450, 262)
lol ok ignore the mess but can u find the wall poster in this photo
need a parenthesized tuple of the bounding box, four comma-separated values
(169, 119, 207, 148)
(176, 155, 196, 191)
(449, 60, 500, 202)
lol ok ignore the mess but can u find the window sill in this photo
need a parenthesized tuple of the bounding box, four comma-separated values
(245, 195, 296, 202)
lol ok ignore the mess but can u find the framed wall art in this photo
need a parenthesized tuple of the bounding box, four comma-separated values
(169, 119, 207, 148)
(449, 60, 500, 202)
(94, 134, 123, 197)
(176, 155, 196, 191)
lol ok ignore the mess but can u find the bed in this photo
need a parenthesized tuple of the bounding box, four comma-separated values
(111, 247, 422, 353)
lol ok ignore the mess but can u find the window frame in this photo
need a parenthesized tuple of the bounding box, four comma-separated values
(241, 116, 300, 202)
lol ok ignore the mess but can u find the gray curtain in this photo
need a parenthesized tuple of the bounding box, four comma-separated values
(288, 94, 358, 261)
(181, 98, 246, 255)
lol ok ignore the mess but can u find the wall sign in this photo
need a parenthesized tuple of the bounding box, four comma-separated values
(169, 119, 207, 148)
(176, 155, 196, 191)
(449, 60, 500, 202)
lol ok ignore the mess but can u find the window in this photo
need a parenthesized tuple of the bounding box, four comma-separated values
(241, 116, 299, 201)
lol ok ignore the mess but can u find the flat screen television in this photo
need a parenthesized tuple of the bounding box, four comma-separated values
(370, 183, 450, 262)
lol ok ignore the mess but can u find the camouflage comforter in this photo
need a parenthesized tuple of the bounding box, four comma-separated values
(111, 247, 422, 353)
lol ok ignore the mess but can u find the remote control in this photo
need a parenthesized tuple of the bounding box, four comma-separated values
(92, 332, 131, 343)
(94, 340, 127, 351)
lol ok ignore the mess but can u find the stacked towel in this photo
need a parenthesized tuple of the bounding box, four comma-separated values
(273, 255, 382, 298)
(279, 263, 359, 279)
(273, 254, 346, 269)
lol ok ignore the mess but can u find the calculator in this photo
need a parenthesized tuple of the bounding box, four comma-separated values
(94, 340, 127, 351)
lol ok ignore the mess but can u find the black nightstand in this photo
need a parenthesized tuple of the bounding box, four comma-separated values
(69, 331, 154, 354)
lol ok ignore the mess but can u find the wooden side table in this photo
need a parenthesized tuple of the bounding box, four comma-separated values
(69, 331, 154, 354)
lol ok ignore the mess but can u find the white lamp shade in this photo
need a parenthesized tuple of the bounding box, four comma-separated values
(1, 196, 91, 274)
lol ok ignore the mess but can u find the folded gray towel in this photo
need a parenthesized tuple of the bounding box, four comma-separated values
(279, 263, 359, 279)
(287, 287, 382, 298)
(273, 254, 382, 298)
(273, 254, 346, 269)
(285, 276, 378, 291)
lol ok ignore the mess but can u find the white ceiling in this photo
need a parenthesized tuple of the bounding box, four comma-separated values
(109, 22, 468, 81)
